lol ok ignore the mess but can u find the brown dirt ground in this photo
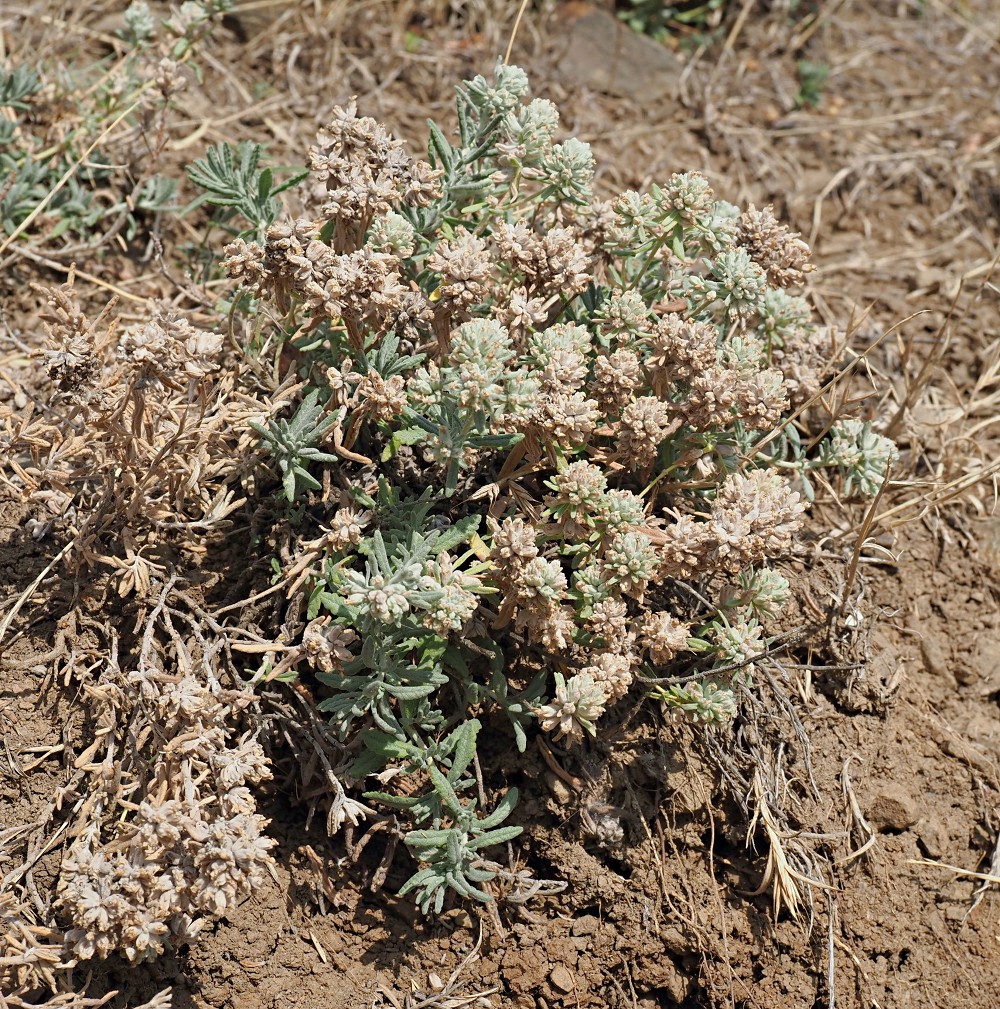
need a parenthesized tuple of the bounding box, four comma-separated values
(3, 1, 1000, 1007)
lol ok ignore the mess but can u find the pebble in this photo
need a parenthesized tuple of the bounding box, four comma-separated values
(570, 914, 600, 937)
(916, 818, 948, 859)
(545, 771, 573, 805)
(867, 786, 917, 833)
(919, 635, 954, 685)
(548, 965, 575, 994)
(965, 635, 1000, 687)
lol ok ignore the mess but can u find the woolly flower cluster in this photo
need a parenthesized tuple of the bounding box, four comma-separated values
(56, 674, 274, 963)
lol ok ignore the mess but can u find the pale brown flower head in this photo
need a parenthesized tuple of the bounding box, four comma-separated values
(617, 396, 678, 469)
(656, 513, 717, 579)
(494, 220, 593, 297)
(640, 611, 691, 665)
(737, 204, 813, 289)
(494, 286, 547, 344)
(536, 672, 606, 745)
(709, 469, 806, 570)
(488, 516, 539, 574)
(592, 348, 642, 412)
(327, 505, 372, 551)
(584, 651, 634, 704)
(427, 228, 492, 315)
(537, 391, 599, 447)
(302, 618, 357, 673)
(310, 100, 440, 225)
(586, 597, 629, 646)
(355, 369, 407, 422)
(646, 315, 718, 387)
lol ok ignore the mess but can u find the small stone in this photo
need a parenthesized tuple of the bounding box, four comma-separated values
(867, 786, 917, 833)
(965, 634, 1000, 687)
(955, 661, 979, 687)
(919, 635, 954, 685)
(571, 914, 600, 937)
(549, 965, 575, 994)
(916, 818, 948, 859)
(440, 907, 472, 931)
(545, 771, 573, 805)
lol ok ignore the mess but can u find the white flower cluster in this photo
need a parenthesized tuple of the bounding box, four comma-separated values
(56, 675, 274, 963)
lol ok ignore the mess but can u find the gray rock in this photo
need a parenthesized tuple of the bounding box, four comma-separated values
(554, 4, 682, 103)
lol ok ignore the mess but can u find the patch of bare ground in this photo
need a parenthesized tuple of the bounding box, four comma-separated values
(3, 1, 1000, 1007)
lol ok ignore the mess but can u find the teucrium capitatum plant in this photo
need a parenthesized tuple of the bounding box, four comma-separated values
(208, 60, 895, 916)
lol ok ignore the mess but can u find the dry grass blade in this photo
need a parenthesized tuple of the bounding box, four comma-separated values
(838, 756, 877, 864)
(965, 829, 1000, 921)
(0, 541, 74, 650)
(743, 308, 923, 467)
(838, 463, 891, 615)
(744, 772, 834, 920)
(909, 856, 1000, 888)
(744, 789, 803, 920)
(0, 91, 150, 258)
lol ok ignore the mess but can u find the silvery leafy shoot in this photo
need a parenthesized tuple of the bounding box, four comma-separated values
(208, 61, 897, 915)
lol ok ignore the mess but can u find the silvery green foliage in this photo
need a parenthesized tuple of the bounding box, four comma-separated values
(403, 318, 531, 490)
(656, 677, 739, 724)
(187, 141, 308, 238)
(374, 720, 521, 914)
(731, 567, 791, 621)
(0, 1, 231, 245)
(122, 1, 157, 43)
(656, 612, 763, 722)
(817, 419, 898, 496)
(249, 390, 340, 502)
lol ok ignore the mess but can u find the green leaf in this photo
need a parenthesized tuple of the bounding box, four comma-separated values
(427, 120, 455, 172)
(447, 719, 480, 783)
(363, 791, 422, 810)
(468, 823, 522, 849)
(383, 682, 437, 701)
(405, 827, 453, 849)
(427, 765, 463, 819)
(476, 787, 518, 831)
(432, 514, 481, 556)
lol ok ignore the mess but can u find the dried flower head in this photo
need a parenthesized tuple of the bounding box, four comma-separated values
(641, 611, 691, 665)
(737, 204, 813, 289)
(536, 672, 606, 745)
(584, 651, 634, 704)
(302, 618, 357, 672)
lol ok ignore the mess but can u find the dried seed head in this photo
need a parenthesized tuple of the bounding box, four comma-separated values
(584, 651, 633, 704)
(737, 204, 813, 289)
(592, 348, 642, 412)
(536, 672, 606, 745)
(302, 618, 357, 672)
(617, 396, 677, 469)
(327, 505, 372, 551)
(427, 228, 492, 316)
(586, 597, 629, 646)
(640, 611, 691, 665)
